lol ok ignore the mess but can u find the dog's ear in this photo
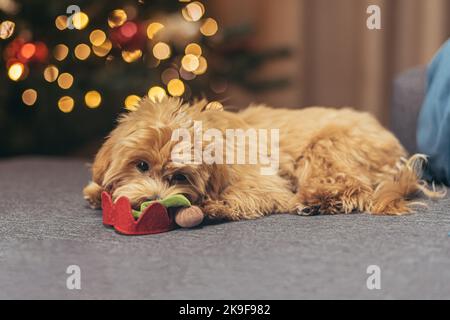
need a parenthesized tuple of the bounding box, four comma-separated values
(91, 138, 113, 185)
(83, 138, 113, 208)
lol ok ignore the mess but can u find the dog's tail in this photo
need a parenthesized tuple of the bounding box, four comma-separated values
(370, 154, 446, 215)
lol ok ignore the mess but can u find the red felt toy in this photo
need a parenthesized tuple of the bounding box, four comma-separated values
(101, 192, 204, 235)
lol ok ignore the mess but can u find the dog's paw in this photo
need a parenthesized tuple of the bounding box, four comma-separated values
(83, 182, 102, 209)
(295, 204, 321, 216)
(201, 199, 248, 220)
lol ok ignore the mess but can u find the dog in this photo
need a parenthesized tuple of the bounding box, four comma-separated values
(83, 97, 441, 220)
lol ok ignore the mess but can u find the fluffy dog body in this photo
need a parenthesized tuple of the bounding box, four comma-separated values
(84, 98, 436, 219)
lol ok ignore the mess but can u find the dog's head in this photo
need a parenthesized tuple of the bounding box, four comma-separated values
(84, 97, 227, 209)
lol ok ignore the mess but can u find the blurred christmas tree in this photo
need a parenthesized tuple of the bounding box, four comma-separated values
(0, 0, 290, 156)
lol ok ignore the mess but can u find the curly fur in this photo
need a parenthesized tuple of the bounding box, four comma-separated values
(83, 97, 443, 220)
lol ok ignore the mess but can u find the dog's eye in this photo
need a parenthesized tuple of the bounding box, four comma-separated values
(136, 161, 149, 173)
(171, 173, 188, 183)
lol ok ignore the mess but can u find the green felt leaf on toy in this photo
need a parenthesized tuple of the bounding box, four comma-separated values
(132, 194, 191, 219)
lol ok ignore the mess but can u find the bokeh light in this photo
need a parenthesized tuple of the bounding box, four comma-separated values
(74, 43, 91, 60)
(185, 43, 202, 57)
(72, 12, 89, 30)
(152, 42, 171, 60)
(193, 56, 208, 75)
(146, 22, 164, 40)
(43, 65, 59, 82)
(108, 9, 127, 28)
(182, 2, 205, 22)
(20, 43, 36, 59)
(55, 15, 67, 30)
(57, 72, 74, 89)
(22, 89, 37, 106)
(92, 39, 112, 57)
(58, 96, 74, 113)
(85, 90, 102, 108)
(200, 18, 218, 36)
(53, 44, 69, 61)
(180, 67, 196, 80)
(8, 62, 24, 81)
(120, 21, 137, 38)
(167, 79, 185, 97)
(0, 20, 15, 39)
(181, 54, 200, 72)
(124, 94, 141, 111)
(122, 49, 142, 63)
(148, 86, 167, 102)
(161, 68, 179, 84)
(89, 30, 106, 46)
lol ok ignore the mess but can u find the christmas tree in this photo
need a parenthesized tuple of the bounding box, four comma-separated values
(0, 0, 290, 156)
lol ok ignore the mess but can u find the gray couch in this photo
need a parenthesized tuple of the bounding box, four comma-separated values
(1, 68, 449, 299)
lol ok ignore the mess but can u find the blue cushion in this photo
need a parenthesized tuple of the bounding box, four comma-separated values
(417, 39, 450, 185)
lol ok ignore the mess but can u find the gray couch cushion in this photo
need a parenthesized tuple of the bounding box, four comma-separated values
(391, 66, 427, 154)
(1, 157, 449, 299)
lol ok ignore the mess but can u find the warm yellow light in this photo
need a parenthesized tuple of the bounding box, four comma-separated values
(8, 62, 24, 81)
(182, 2, 205, 22)
(85, 90, 102, 108)
(53, 44, 69, 61)
(89, 29, 107, 46)
(72, 12, 89, 30)
(185, 43, 202, 57)
(57, 72, 74, 89)
(146, 22, 164, 40)
(58, 96, 74, 113)
(0, 20, 15, 39)
(200, 18, 218, 36)
(205, 101, 224, 111)
(152, 42, 171, 60)
(22, 89, 37, 106)
(121, 49, 142, 63)
(92, 39, 112, 57)
(55, 15, 67, 30)
(148, 86, 166, 102)
(74, 43, 91, 60)
(124, 95, 141, 111)
(167, 79, 185, 97)
(43, 65, 59, 82)
(108, 9, 127, 28)
(181, 54, 200, 72)
(193, 56, 207, 75)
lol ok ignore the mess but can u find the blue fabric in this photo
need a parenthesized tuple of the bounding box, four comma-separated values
(417, 40, 450, 185)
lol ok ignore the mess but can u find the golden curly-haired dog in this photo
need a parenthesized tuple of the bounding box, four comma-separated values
(83, 97, 439, 220)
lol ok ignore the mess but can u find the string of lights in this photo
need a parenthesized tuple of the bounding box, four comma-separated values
(1, 0, 220, 113)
